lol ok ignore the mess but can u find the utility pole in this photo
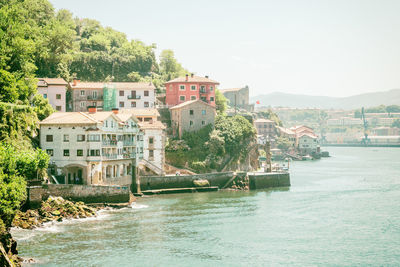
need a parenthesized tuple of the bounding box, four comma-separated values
(265, 141, 272, 173)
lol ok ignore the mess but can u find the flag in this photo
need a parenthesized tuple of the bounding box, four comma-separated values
(256, 100, 260, 104)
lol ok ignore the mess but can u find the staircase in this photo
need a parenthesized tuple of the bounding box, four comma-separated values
(140, 159, 164, 175)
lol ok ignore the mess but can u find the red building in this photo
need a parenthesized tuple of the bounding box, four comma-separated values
(165, 74, 219, 107)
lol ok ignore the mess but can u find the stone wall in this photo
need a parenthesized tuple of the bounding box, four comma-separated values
(248, 172, 290, 190)
(139, 172, 235, 191)
(27, 184, 130, 208)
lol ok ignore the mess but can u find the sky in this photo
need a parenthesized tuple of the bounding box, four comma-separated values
(50, 0, 400, 97)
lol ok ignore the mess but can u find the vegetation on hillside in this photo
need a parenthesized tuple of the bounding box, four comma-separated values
(354, 105, 400, 117)
(166, 115, 256, 173)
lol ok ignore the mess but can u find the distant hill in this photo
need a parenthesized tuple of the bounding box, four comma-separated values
(250, 89, 400, 110)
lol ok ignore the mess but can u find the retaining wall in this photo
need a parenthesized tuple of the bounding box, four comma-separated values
(248, 172, 290, 190)
(139, 172, 236, 191)
(27, 184, 130, 208)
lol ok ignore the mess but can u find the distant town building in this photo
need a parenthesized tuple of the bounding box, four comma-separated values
(254, 119, 276, 139)
(69, 81, 155, 112)
(37, 78, 68, 112)
(220, 86, 254, 112)
(371, 127, 400, 136)
(165, 74, 219, 107)
(277, 126, 296, 148)
(170, 100, 216, 137)
(39, 108, 144, 186)
(290, 125, 320, 154)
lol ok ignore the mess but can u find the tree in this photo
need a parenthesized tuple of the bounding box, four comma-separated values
(276, 136, 291, 151)
(31, 94, 54, 120)
(392, 119, 400, 128)
(159, 49, 187, 81)
(215, 89, 227, 114)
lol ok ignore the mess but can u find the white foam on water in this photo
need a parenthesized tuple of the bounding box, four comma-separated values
(130, 202, 149, 209)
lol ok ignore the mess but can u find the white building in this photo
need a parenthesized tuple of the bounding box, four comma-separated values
(37, 78, 68, 112)
(297, 133, 320, 155)
(115, 82, 156, 109)
(40, 108, 144, 187)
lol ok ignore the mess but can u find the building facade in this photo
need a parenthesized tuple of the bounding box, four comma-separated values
(297, 133, 320, 155)
(165, 74, 219, 107)
(254, 119, 276, 138)
(40, 108, 144, 187)
(37, 78, 68, 112)
(69, 81, 155, 112)
(170, 100, 216, 137)
(220, 86, 254, 112)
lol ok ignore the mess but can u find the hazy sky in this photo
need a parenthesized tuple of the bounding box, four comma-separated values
(50, 0, 400, 97)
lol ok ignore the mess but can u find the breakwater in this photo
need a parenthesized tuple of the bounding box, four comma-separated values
(27, 184, 130, 208)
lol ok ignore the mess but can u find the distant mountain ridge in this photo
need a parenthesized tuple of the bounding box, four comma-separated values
(250, 89, 400, 110)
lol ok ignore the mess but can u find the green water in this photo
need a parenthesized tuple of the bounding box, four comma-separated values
(14, 147, 400, 266)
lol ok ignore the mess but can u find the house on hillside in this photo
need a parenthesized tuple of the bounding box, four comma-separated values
(69, 80, 155, 111)
(254, 118, 277, 139)
(170, 100, 216, 137)
(165, 74, 219, 107)
(277, 126, 296, 148)
(37, 78, 68, 112)
(297, 132, 319, 155)
(39, 107, 144, 187)
(220, 86, 254, 112)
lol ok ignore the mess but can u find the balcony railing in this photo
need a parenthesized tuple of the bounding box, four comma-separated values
(127, 95, 141, 99)
(102, 140, 118, 146)
(87, 95, 103, 100)
(123, 141, 135, 146)
(103, 154, 118, 159)
(123, 152, 136, 159)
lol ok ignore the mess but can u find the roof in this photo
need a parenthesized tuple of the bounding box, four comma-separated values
(119, 108, 160, 117)
(40, 112, 97, 125)
(277, 126, 295, 135)
(219, 87, 246, 93)
(138, 121, 166, 130)
(169, 100, 216, 110)
(290, 125, 314, 132)
(37, 78, 68, 86)
(70, 82, 155, 90)
(254, 118, 274, 123)
(298, 132, 318, 139)
(165, 75, 219, 84)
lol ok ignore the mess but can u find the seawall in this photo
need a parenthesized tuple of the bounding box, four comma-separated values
(27, 184, 130, 208)
(248, 172, 290, 190)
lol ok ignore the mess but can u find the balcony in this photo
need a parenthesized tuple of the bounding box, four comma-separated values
(102, 140, 118, 146)
(103, 154, 118, 160)
(127, 95, 141, 99)
(87, 95, 103, 100)
(123, 152, 136, 159)
(123, 141, 135, 146)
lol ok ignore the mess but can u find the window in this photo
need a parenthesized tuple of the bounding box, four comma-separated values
(202, 120, 205, 125)
(131, 102, 136, 107)
(63, 134, 69, 142)
(149, 150, 154, 158)
(80, 90, 85, 96)
(210, 86, 214, 91)
(179, 95, 185, 101)
(77, 134, 85, 142)
(179, 85, 186, 91)
(77, 149, 83, 156)
(93, 91, 98, 98)
(189, 110, 194, 115)
(119, 101, 124, 108)
(200, 85, 206, 92)
(144, 90, 149, 96)
(169, 85, 173, 91)
(88, 134, 100, 142)
(80, 102, 85, 108)
(191, 96, 196, 100)
(56, 94, 61, 99)
(201, 110, 206, 115)
(210, 96, 214, 102)
(149, 137, 154, 144)
(56, 106, 61, 111)
(43, 94, 47, 99)
(93, 102, 97, 107)
(119, 90, 124, 96)
(63, 149, 70, 156)
(46, 135, 53, 142)
(46, 149, 53, 156)
(89, 149, 100, 156)
(191, 85, 197, 91)
(189, 120, 193, 126)
(105, 120, 108, 127)
(144, 102, 149, 107)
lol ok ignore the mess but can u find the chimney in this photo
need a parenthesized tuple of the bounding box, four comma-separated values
(112, 108, 119, 114)
(72, 79, 80, 86)
(185, 74, 189, 81)
(88, 106, 97, 113)
(191, 73, 194, 78)
(205, 75, 209, 79)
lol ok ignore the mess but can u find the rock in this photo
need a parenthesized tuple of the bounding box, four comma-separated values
(193, 179, 210, 187)
(51, 210, 60, 216)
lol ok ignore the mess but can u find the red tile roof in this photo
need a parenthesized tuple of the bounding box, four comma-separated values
(165, 75, 219, 84)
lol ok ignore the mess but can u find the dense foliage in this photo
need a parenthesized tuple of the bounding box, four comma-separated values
(257, 109, 283, 126)
(354, 105, 400, 117)
(166, 115, 256, 173)
(215, 89, 228, 114)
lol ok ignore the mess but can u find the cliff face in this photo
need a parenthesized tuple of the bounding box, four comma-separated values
(0, 228, 20, 267)
(221, 141, 260, 172)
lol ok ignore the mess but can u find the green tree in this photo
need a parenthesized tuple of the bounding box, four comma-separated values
(215, 89, 227, 114)
(31, 94, 54, 120)
(276, 136, 291, 151)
